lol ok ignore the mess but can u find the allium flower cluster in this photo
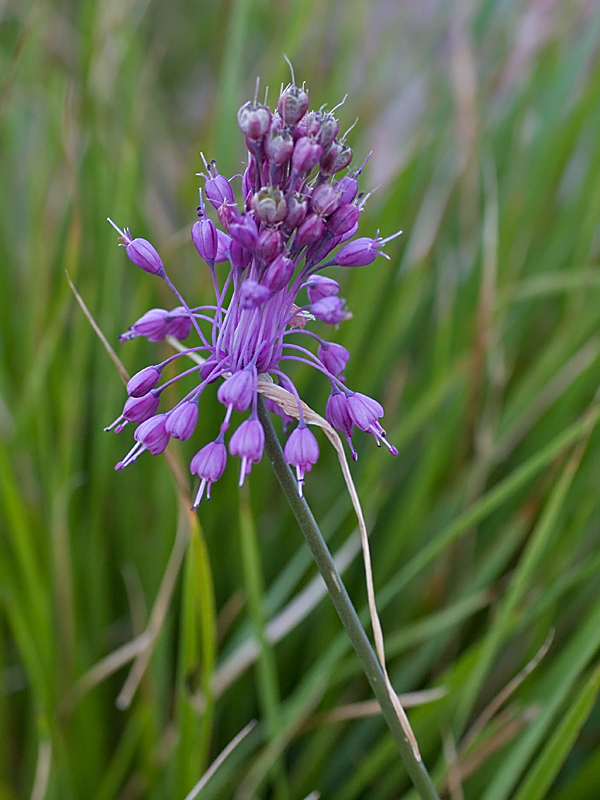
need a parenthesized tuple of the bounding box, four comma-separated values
(107, 80, 400, 506)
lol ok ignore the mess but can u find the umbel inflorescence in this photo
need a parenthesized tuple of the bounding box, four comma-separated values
(107, 78, 400, 506)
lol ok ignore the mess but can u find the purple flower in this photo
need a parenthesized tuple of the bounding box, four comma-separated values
(108, 76, 400, 499)
(191, 437, 227, 506)
(127, 366, 161, 397)
(123, 392, 160, 423)
(134, 414, 170, 455)
(334, 230, 403, 267)
(166, 400, 199, 440)
(237, 101, 271, 140)
(120, 309, 170, 343)
(318, 342, 350, 376)
(311, 296, 351, 324)
(217, 367, 257, 412)
(192, 218, 218, 262)
(229, 417, 265, 485)
(284, 424, 319, 497)
(306, 276, 339, 304)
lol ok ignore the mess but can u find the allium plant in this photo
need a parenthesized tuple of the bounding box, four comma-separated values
(106, 79, 401, 505)
(104, 77, 440, 800)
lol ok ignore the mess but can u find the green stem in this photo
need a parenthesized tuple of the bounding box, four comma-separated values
(257, 397, 440, 800)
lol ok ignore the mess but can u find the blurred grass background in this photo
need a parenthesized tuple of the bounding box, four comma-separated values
(3, 0, 600, 798)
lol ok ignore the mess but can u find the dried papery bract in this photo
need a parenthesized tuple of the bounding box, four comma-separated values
(107, 77, 402, 501)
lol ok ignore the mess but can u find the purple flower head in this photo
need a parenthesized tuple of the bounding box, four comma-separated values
(284, 424, 319, 497)
(215, 230, 232, 262)
(229, 238, 252, 271)
(109, 75, 400, 499)
(345, 391, 398, 454)
(256, 228, 283, 264)
(284, 194, 308, 230)
(229, 417, 265, 485)
(336, 174, 359, 204)
(325, 389, 357, 460)
(191, 436, 227, 506)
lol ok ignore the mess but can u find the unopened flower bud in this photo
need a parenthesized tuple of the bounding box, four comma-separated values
(310, 183, 341, 217)
(277, 85, 310, 125)
(229, 213, 258, 250)
(295, 213, 325, 248)
(306, 275, 339, 303)
(292, 137, 322, 174)
(237, 101, 271, 140)
(192, 219, 218, 261)
(123, 391, 160, 423)
(335, 174, 359, 204)
(126, 238, 164, 275)
(326, 203, 360, 236)
(239, 279, 271, 309)
(320, 141, 353, 176)
(256, 228, 283, 263)
(264, 253, 294, 292)
(318, 113, 339, 150)
(284, 194, 308, 230)
(127, 366, 161, 397)
(229, 239, 252, 270)
(264, 128, 294, 166)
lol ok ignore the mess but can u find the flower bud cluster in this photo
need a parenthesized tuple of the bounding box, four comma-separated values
(108, 78, 401, 504)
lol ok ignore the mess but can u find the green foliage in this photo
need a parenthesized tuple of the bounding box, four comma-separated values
(2, 0, 600, 797)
